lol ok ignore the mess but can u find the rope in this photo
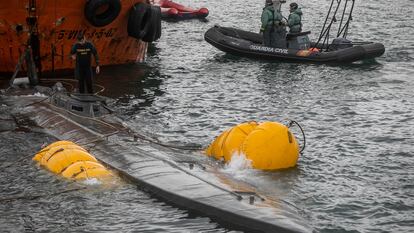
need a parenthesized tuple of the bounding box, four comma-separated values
(287, 120, 306, 154)
(39, 78, 105, 95)
(9, 49, 28, 86)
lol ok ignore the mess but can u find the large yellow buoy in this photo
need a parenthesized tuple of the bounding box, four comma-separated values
(33, 141, 115, 182)
(39, 144, 97, 174)
(222, 121, 258, 161)
(33, 141, 76, 162)
(61, 161, 113, 180)
(205, 121, 301, 171)
(242, 122, 299, 170)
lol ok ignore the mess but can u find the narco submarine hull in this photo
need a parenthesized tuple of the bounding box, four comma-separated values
(0, 88, 314, 233)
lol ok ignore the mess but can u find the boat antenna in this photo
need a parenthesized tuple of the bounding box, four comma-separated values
(337, 0, 356, 38)
(314, 0, 343, 51)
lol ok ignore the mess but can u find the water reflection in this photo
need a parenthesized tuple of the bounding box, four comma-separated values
(94, 64, 166, 116)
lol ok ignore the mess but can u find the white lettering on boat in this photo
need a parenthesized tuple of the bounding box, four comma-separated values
(249, 45, 289, 54)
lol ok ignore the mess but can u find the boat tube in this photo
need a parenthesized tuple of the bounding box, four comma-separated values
(204, 25, 385, 63)
(1, 87, 313, 233)
(157, 0, 209, 20)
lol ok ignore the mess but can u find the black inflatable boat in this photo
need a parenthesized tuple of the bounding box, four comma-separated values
(204, 25, 385, 63)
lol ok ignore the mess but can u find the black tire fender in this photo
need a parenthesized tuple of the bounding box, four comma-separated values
(127, 3, 152, 39)
(85, 0, 122, 27)
(142, 6, 162, 42)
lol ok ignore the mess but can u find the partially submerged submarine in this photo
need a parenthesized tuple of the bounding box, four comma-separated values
(1, 85, 313, 233)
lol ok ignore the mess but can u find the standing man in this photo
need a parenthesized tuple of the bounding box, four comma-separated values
(260, 0, 287, 48)
(71, 33, 100, 94)
(288, 2, 303, 33)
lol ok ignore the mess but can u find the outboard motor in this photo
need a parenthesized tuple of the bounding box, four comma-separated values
(287, 31, 311, 50)
(329, 37, 353, 51)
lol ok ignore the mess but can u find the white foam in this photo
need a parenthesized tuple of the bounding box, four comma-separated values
(222, 153, 255, 179)
(82, 178, 102, 186)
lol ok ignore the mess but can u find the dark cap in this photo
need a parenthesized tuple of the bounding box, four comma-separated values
(265, 0, 273, 6)
(290, 2, 298, 9)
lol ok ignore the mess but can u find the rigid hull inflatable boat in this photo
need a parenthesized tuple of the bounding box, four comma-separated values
(204, 26, 385, 63)
(1, 88, 313, 233)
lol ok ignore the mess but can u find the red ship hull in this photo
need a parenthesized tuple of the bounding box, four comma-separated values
(0, 0, 150, 74)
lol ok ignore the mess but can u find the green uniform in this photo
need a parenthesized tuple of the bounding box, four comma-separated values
(260, 6, 286, 48)
(288, 8, 302, 33)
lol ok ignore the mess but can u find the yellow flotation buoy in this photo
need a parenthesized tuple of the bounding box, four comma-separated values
(205, 129, 231, 160)
(44, 148, 97, 174)
(242, 122, 299, 170)
(33, 141, 113, 182)
(222, 121, 259, 161)
(61, 161, 113, 180)
(205, 121, 302, 170)
(33, 141, 76, 162)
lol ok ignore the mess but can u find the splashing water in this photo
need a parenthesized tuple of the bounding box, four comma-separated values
(82, 178, 102, 186)
(225, 153, 252, 170)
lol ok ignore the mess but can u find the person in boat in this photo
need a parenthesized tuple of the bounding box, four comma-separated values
(287, 2, 303, 33)
(260, 0, 287, 48)
(70, 33, 100, 94)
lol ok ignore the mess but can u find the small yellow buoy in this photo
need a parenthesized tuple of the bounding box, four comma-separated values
(61, 161, 113, 180)
(33, 141, 76, 162)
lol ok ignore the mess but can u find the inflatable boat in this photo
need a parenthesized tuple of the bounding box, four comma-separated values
(1, 86, 312, 233)
(157, 0, 209, 20)
(204, 25, 385, 63)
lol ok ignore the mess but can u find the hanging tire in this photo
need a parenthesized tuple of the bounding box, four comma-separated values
(84, 0, 121, 27)
(128, 4, 161, 42)
(127, 3, 151, 39)
(142, 6, 162, 42)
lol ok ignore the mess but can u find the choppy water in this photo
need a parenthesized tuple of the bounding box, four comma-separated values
(1, 0, 413, 232)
